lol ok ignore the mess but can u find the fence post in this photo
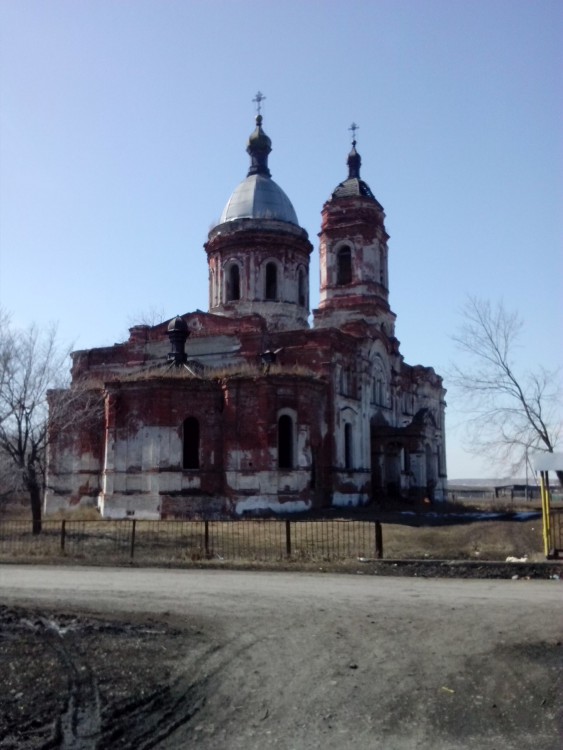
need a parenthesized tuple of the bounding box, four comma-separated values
(60, 520, 66, 552)
(204, 520, 210, 558)
(130, 519, 137, 560)
(375, 520, 383, 559)
(285, 519, 292, 558)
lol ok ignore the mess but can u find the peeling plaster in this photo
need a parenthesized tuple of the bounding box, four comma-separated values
(235, 497, 312, 516)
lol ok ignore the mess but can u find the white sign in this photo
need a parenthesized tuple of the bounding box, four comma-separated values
(532, 452, 563, 472)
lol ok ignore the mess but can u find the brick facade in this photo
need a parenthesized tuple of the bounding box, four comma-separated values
(45, 116, 446, 518)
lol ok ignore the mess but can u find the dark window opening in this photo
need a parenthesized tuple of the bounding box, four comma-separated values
(183, 417, 200, 469)
(265, 262, 277, 300)
(337, 246, 352, 285)
(340, 367, 348, 395)
(344, 423, 353, 469)
(373, 377, 385, 406)
(298, 269, 306, 307)
(227, 264, 241, 301)
(278, 414, 293, 469)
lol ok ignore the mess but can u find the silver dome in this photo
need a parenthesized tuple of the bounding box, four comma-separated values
(220, 174, 299, 225)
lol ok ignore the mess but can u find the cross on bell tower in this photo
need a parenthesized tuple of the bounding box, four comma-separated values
(348, 122, 359, 144)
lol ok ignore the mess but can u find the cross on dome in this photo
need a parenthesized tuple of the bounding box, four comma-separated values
(253, 91, 266, 115)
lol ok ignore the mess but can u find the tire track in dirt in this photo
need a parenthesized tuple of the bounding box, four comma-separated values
(0, 608, 216, 749)
(1, 606, 265, 750)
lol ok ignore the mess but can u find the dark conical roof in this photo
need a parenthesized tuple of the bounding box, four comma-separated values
(331, 139, 381, 206)
(347, 141, 361, 178)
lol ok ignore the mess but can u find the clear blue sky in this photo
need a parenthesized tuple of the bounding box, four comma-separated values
(1, 0, 561, 479)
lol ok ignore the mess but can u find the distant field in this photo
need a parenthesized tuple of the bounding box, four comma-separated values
(447, 479, 562, 503)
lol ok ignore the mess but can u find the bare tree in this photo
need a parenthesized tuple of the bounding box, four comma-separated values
(449, 297, 562, 486)
(0, 312, 72, 532)
(126, 306, 167, 330)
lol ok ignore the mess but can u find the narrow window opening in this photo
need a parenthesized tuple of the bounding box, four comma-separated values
(209, 269, 215, 306)
(265, 262, 277, 300)
(298, 269, 306, 307)
(183, 417, 200, 469)
(376, 379, 383, 405)
(337, 246, 352, 285)
(227, 264, 240, 301)
(341, 367, 353, 396)
(278, 414, 293, 469)
(344, 423, 353, 470)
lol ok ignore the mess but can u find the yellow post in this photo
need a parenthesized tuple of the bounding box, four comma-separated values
(540, 471, 551, 558)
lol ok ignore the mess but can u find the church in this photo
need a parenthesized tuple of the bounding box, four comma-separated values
(45, 105, 447, 519)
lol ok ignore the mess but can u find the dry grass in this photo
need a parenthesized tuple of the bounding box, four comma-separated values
(376, 519, 544, 561)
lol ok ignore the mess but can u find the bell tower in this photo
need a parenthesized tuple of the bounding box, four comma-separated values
(313, 127, 395, 335)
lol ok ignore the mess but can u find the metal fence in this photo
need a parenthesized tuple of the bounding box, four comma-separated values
(0, 519, 384, 563)
(547, 509, 563, 558)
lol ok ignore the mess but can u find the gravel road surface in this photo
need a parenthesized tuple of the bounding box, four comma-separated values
(0, 565, 561, 749)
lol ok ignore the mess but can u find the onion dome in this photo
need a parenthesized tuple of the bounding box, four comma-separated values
(219, 115, 299, 226)
(167, 315, 188, 333)
(246, 114, 272, 177)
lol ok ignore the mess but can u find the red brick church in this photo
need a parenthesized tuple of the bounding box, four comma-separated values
(45, 108, 447, 518)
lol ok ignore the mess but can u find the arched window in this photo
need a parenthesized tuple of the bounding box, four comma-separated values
(337, 246, 352, 285)
(371, 355, 387, 407)
(344, 423, 353, 470)
(298, 268, 306, 307)
(265, 262, 277, 300)
(183, 417, 200, 469)
(278, 414, 293, 469)
(227, 264, 241, 301)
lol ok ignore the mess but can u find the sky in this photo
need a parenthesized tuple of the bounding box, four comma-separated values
(1, 0, 561, 480)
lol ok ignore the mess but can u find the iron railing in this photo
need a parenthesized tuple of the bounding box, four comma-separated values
(0, 518, 384, 563)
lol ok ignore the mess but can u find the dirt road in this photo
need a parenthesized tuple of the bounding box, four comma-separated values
(1, 566, 562, 749)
